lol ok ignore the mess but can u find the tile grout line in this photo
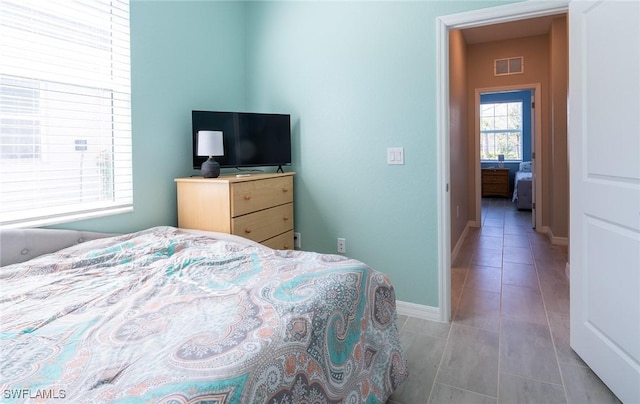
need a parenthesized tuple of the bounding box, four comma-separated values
(427, 231, 475, 404)
(469, 199, 505, 402)
(529, 231, 571, 404)
(496, 203, 506, 404)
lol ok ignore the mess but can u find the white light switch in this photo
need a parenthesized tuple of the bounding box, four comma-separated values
(387, 147, 404, 165)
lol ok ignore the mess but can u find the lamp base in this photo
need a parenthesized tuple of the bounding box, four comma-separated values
(201, 158, 220, 178)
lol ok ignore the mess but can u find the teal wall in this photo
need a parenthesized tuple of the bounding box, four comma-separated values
(244, 1, 515, 306)
(51, 0, 517, 307)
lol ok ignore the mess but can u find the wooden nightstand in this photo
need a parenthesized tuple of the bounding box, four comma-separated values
(175, 172, 295, 249)
(481, 168, 510, 198)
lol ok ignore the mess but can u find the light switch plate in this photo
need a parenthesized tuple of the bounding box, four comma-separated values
(387, 147, 404, 165)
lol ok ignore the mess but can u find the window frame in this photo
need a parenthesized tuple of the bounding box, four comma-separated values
(479, 100, 524, 163)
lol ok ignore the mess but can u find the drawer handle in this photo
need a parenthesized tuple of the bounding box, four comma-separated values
(283, 244, 289, 249)
(282, 188, 289, 193)
(244, 195, 251, 200)
(244, 228, 252, 234)
(283, 216, 289, 221)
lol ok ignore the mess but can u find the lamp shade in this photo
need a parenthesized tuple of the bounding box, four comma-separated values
(197, 130, 224, 157)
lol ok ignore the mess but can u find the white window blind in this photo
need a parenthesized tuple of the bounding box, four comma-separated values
(0, 0, 132, 228)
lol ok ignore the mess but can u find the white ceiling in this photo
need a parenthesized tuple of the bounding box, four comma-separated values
(461, 14, 565, 44)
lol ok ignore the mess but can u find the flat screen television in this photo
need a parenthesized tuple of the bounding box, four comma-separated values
(192, 111, 292, 170)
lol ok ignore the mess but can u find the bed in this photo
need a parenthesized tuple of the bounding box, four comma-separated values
(0, 226, 408, 403)
(512, 161, 533, 210)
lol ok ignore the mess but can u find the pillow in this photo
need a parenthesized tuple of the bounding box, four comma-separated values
(519, 161, 532, 172)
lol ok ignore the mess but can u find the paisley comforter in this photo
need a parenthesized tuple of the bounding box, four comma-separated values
(0, 226, 407, 403)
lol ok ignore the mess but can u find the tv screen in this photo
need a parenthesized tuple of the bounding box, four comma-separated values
(192, 111, 237, 168)
(192, 111, 291, 170)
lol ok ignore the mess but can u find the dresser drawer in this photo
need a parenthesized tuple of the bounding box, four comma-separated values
(231, 176, 293, 217)
(483, 184, 509, 195)
(231, 203, 294, 243)
(262, 230, 295, 250)
(483, 174, 508, 183)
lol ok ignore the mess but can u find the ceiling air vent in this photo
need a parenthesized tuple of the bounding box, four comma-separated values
(494, 57, 524, 76)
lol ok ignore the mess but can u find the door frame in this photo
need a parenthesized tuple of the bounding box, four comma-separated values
(435, 0, 568, 322)
(474, 84, 542, 231)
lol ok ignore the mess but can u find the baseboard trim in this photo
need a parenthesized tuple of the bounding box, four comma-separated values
(537, 225, 550, 235)
(451, 222, 472, 266)
(396, 300, 442, 322)
(546, 227, 569, 246)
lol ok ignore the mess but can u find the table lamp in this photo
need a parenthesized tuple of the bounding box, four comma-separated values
(197, 130, 224, 178)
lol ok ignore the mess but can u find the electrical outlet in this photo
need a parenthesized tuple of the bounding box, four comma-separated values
(294, 232, 301, 249)
(337, 238, 346, 253)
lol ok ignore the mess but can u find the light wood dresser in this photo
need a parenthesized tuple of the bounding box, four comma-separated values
(481, 168, 510, 198)
(175, 172, 294, 249)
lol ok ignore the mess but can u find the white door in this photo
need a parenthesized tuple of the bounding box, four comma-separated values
(569, 1, 640, 403)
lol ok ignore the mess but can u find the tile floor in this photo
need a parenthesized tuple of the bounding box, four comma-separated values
(388, 198, 621, 404)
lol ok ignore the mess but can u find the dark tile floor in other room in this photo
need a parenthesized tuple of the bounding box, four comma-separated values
(388, 197, 621, 404)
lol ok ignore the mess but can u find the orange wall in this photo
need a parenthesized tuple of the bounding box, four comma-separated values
(449, 29, 469, 249)
(549, 16, 569, 240)
(460, 26, 569, 241)
(466, 34, 552, 228)
(451, 17, 570, 253)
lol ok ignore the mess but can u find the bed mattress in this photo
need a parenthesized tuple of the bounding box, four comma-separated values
(0, 226, 408, 403)
(512, 170, 533, 203)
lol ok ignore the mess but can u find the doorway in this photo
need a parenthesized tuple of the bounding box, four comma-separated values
(478, 89, 537, 230)
(435, 1, 568, 322)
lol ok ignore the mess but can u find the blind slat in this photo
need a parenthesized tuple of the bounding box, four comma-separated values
(0, 0, 132, 228)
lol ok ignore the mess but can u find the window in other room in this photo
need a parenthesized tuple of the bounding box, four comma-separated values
(480, 101, 523, 162)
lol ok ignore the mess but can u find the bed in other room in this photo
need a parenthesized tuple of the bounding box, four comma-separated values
(512, 161, 533, 210)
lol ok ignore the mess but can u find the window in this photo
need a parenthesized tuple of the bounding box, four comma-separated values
(480, 101, 523, 161)
(0, 0, 132, 228)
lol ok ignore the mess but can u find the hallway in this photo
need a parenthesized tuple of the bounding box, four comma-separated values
(388, 198, 620, 403)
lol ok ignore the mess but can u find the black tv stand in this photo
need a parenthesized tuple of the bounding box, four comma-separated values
(276, 165, 284, 173)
